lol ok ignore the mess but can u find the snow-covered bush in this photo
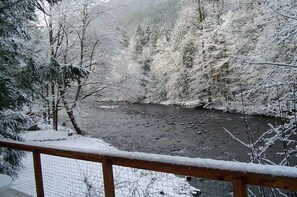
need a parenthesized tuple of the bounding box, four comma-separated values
(0, 111, 29, 177)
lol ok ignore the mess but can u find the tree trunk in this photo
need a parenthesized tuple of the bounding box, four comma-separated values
(75, 80, 82, 102)
(60, 89, 85, 135)
(46, 83, 50, 124)
(49, 5, 58, 130)
(42, 85, 48, 122)
(197, 0, 204, 23)
(52, 83, 58, 130)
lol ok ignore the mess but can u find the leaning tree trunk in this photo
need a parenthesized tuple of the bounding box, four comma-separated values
(60, 90, 85, 135)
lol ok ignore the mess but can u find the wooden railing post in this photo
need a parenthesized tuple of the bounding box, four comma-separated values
(33, 150, 45, 197)
(102, 159, 115, 197)
(233, 176, 247, 197)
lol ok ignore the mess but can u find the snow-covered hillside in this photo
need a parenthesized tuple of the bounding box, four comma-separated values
(107, 0, 297, 117)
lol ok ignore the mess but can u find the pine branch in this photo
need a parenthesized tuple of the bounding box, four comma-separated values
(0, 0, 24, 12)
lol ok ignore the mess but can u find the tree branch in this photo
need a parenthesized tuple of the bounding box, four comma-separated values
(273, 9, 297, 21)
(249, 62, 297, 69)
(80, 86, 108, 100)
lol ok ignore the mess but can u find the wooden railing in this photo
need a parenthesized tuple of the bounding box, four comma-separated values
(1, 139, 297, 197)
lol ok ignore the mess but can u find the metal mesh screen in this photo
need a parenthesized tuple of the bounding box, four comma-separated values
(188, 177, 232, 197)
(12, 154, 199, 197)
(12, 152, 36, 197)
(41, 154, 104, 197)
(247, 185, 297, 197)
(113, 165, 198, 197)
(12, 153, 105, 197)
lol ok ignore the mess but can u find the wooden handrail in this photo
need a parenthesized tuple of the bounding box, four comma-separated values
(1, 139, 297, 197)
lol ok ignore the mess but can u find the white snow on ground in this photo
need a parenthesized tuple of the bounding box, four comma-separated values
(99, 105, 119, 109)
(12, 126, 197, 197)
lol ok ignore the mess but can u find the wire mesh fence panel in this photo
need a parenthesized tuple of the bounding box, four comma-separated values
(113, 165, 199, 197)
(188, 177, 233, 197)
(3, 139, 297, 197)
(247, 185, 297, 197)
(40, 154, 105, 197)
(12, 151, 37, 197)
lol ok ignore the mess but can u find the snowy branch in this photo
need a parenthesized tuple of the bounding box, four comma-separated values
(80, 86, 108, 100)
(249, 62, 297, 69)
(273, 9, 297, 21)
(223, 128, 250, 148)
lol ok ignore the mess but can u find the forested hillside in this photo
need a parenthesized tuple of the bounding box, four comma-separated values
(115, 0, 297, 117)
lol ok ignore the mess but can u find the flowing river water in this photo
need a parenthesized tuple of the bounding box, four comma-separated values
(71, 101, 282, 163)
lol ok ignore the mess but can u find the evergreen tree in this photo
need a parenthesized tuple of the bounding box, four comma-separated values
(143, 25, 151, 46)
(115, 26, 129, 48)
(0, 1, 35, 109)
(129, 25, 144, 59)
(182, 41, 196, 68)
(0, 0, 59, 177)
(163, 25, 171, 43)
(0, 0, 35, 177)
(149, 24, 159, 50)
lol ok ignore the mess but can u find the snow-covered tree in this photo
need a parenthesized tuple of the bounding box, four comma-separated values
(0, 111, 28, 177)
(0, 1, 36, 109)
(0, 0, 59, 177)
(129, 25, 144, 61)
(140, 0, 297, 113)
(35, 0, 111, 134)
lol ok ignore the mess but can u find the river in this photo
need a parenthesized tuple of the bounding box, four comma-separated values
(69, 101, 282, 163)
(61, 101, 288, 196)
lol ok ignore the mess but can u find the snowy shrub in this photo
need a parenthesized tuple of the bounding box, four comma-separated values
(0, 110, 29, 177)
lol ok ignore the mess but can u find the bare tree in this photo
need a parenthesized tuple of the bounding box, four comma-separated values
(36, 0, 110, 134)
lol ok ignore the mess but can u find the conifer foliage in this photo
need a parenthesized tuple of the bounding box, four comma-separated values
(0, 0, 35, 177)
(0, 0, 35, 109)
(0, 0, 59, 177)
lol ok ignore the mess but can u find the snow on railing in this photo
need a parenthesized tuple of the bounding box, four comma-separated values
(1, 139, 297, 197)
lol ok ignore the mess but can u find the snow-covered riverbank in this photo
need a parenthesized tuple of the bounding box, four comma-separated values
(156, 99, 284, 118)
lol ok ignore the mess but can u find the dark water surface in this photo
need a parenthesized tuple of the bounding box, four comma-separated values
(74, 102, 282, 163)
